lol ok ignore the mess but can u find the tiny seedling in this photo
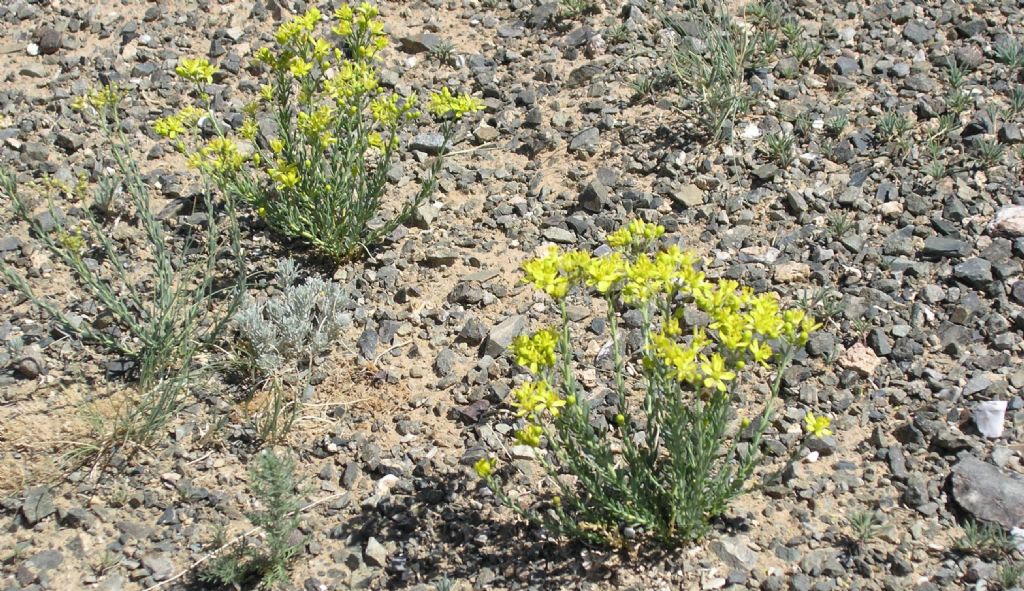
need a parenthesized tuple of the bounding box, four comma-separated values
(825, 114, 848, 138)
(997, 561, 1024, 590)
(428, 38, 457, 66)
(974, 138, 1006, 168)
(764, 131, 796, 167)
(948, 89, 973, 114)
(875, 112, 912, 143)
(946, 58, 968, 90)
(560, 0, 598, 19)
(996, 37, 1024, 70)
(630, 75, 656, 102)
(1007, 86, 1024, 118)
(791, 39, 822, 65)
(847, 509, 889, 548)
(827, 212, 854, 239)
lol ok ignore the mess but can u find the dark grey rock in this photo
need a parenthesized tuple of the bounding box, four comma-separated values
(410, 132, 446, 154)
(569, 127, 600, 153)
(953, 258, 993, 288)
(21, 486, 55, 525)
(579, 179, 610, 213)
(902, 21, 931, 44)
(433, 348, 456, 377)
(35, 27, 62, 54)
(921, 236, 971, 258)
(834, 56, 859, 75)
(484, 315, 526, 357)
(949, 456, 1024, 529)
(357, 328, 378, 359)
(458, 317, 488, 345)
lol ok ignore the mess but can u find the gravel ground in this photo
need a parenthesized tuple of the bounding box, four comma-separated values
(3, 0, 1024, 590)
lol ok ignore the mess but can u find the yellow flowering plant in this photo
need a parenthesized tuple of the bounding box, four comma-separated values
(477, 221, 822, 547)
(161, 4, 482, 262)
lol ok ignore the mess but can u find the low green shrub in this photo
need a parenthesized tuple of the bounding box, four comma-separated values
(476, 220, 822, 547)
(161, 4, 483, 262)
(203, 449, 307, 588)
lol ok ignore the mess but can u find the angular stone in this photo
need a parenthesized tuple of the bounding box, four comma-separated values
(398, 32, 442, 54)
(774, 261, 810, 283)
(953, 258, 993, 288)
(710, 535, 757, 570)
(903, 21, 932, 44)
(410, 132, 445, 154)
(21, 486, 54, 525)
(921, 236, 971, 258)
(990, 206, 1024, 237)
(838, 343, 881, 377)
(949, 456, 1024, 529)
(484, 315, 526, 357)
(569, 127, 599, 153)
(542, 226, 576, 244)
(364, 536, 388, 567)
(579, 179, 610, 213)
(672, 183, 705, 208)
(141, 553, 174, 581)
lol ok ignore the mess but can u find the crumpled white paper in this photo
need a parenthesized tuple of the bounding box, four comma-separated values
(973, 400, 1008, 438)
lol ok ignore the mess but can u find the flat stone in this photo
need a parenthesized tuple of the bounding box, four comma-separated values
(710, 535, 757, 570)
(484, 315, 526, 357)
(21, 486, 54, 525)
(364, 536, 388, 567)
(903, 20, 932, 44)
(542, 226, 576, 244)
(838, 343, 881, 377)
(569, 127, 599, 153)
(141, 553, 174, 581)
(953, 258, 993, 288)
(410, 132, 446, 154)
(949, 456, 1024, 529)
(774, 261, 810, 283)
(399, 32, 442, 53)
(921, 236, 971, 258)
(673, 183, 705, 208)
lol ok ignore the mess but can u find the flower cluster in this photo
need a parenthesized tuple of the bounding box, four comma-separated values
(428, 87, 485, 119)
(511, 328, 558, 374)
(175, 57, 218, 85)
(187, 137, 246, 174)
(71, 84, 126, 112)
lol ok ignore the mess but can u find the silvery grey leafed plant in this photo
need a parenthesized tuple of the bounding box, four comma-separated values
(233, 258, 351, 376)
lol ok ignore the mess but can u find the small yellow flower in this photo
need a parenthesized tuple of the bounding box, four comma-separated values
(428, 87, 484, 119)
(515, 424, 544, 447)
(289, 57, 313, 78)
(511, 329, 558, 374)
(267, 162, 300, 190)
(700, 353, 736, 393)
(153, 115, 185, 140)
(522, 250, 569, 299)
(803, 412, 832, 438)
(175, 57, 218, 84)
(473, 457, 495, 478)
(510, 381, 565, 418)
(748, 339, 774, 366)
